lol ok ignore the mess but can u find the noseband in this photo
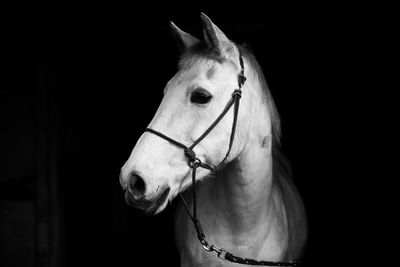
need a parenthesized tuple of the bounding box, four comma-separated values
(145, 51, 301, 266)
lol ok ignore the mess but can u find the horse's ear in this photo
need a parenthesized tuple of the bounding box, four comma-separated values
(170, 21, 200, 52)
(200, 13, 236, 59)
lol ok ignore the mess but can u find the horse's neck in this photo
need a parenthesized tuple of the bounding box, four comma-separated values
(197, 137, 278, 243)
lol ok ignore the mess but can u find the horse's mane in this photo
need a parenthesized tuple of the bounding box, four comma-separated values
(239, 45, 282, 147)
(238, 46, 307, 258)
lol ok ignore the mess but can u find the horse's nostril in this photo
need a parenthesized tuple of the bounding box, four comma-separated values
(128, 173, 146, 201)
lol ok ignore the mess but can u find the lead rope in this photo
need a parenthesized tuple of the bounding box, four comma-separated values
(145, 52, 302, 266)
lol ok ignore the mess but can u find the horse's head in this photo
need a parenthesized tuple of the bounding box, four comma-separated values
(120, 14, 268, 214)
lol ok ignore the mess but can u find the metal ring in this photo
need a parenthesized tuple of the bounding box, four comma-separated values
(200, 240, 213, 252)
(189, 158, 201, 168)
(202, 243, 213, 252)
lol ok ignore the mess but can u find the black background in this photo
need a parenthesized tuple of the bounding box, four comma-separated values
(1, 2, 396, 267)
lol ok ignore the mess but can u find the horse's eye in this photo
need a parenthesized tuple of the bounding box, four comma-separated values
(190, 88, 212, 105)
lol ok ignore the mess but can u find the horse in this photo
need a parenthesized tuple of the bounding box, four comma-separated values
(119, 13, 307, 267)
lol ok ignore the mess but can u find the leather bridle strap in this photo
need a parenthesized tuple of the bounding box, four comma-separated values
(144, 51, 301, 266)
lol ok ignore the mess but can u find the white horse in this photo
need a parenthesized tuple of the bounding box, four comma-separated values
(120, 13, 307, 267)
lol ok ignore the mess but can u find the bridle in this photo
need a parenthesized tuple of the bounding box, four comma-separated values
(144, 51, 302, 266)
